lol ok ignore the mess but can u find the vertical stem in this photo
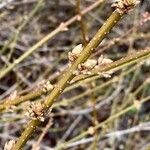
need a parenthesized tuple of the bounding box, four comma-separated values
(76, 0, 89, 45)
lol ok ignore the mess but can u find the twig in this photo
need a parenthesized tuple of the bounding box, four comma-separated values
(65, 121, 150, 148)
(12, 7, 124, 150)
(0, 0, 105, 80)
(55, 96, 150, 149)
(0, 48, 149, 112)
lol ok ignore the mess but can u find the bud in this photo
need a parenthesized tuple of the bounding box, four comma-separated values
(82, 59, 97, 70)
(88, 126, 95, 135)
(68, 44, 83, 63)
(98, 55, 113, 66)
(4, 140, 16, 150)
(134, 100, 141, 110)
(43, 81, 53, 93)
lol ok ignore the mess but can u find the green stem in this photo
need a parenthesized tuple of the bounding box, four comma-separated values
(52, 64, 138, 108)
(12, 10, 123, 149)
(44, 11, 123, 106)
(73, 48, 150, 83)
(0, 48, 149, 112)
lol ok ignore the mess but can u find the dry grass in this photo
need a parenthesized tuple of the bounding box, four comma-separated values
(0, 0, 150, 149)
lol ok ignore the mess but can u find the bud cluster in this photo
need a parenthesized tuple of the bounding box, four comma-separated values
(68, 45, 113, 77)
(112, 0, 140, 14)
(26, 102, 51, 122)
(42, 81, 54, 93)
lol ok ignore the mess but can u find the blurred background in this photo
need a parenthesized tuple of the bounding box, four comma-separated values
(0, 0, 150, 149)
